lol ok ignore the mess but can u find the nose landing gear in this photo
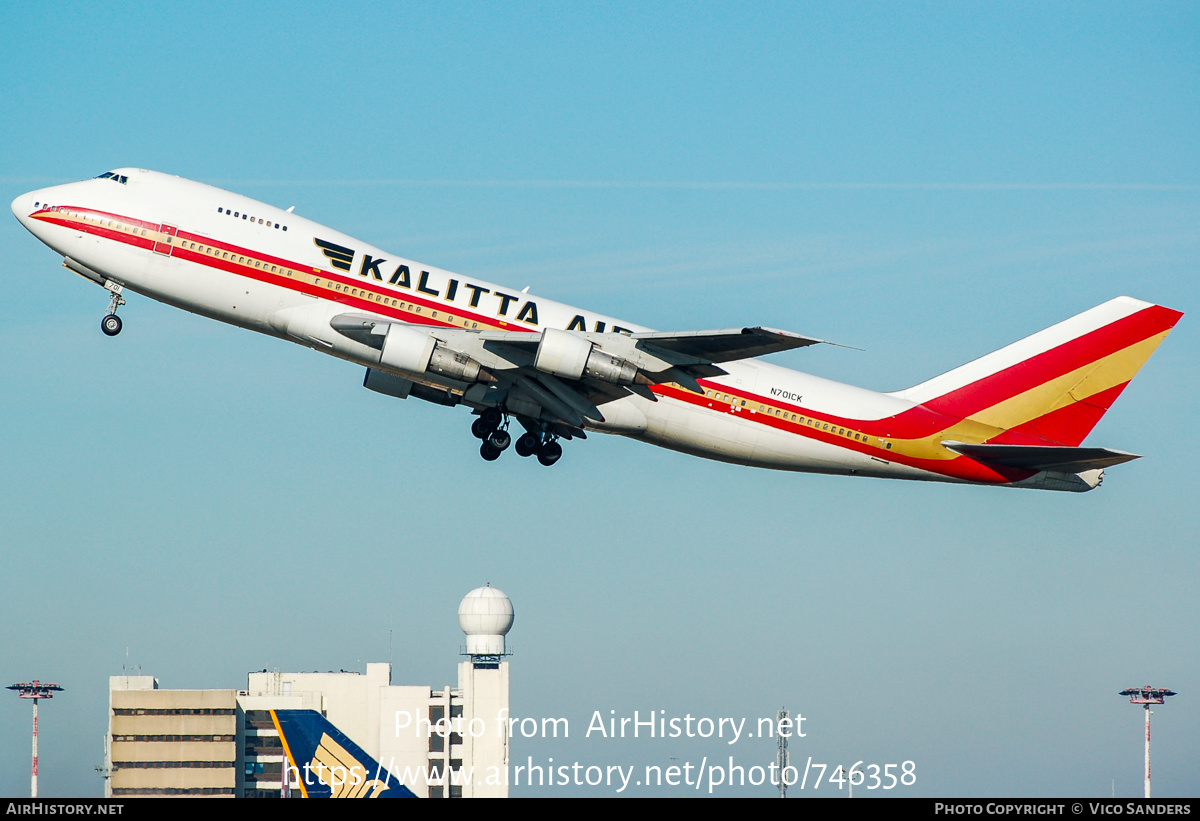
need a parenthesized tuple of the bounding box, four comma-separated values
(101, 280, 126, 336)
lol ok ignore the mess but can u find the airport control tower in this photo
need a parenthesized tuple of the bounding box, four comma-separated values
(458, 585, 514, 798)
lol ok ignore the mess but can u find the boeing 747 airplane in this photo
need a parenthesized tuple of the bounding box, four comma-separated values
(12, 168, 1182, 490)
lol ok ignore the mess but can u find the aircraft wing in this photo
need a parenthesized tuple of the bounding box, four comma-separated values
(455, 325, 827, 364)
(632, 327, 827, 362)
(941, 441, 1141, 473)
(332, 314, 830, 430)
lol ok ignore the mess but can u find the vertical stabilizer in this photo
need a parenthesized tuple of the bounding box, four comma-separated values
(892, 297, 1182, 446)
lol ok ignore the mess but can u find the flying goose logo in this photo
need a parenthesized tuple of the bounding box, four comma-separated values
(315, 237, 354, 272)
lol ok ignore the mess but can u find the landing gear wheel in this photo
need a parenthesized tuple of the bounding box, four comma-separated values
(487, 429, 511, 451)
(537, 440, 563, 466)
(471, 418, 492, 439)
(481, 407, 504, 428)
(480, 442, 502, 461)
(515, 432, 541, 457)
(101, 314, 123, 336)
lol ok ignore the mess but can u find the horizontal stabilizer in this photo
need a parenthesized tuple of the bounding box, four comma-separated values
(941, 441, 1140, 473)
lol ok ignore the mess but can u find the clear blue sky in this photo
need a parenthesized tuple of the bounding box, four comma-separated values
(1, 2, 1196, 797)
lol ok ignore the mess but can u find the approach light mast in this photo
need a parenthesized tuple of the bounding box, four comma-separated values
(1119, 685, 1176, 798)
(8, 680, 64, 798)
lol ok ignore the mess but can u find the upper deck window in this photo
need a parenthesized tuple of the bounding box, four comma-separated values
(217, 204, 289, 231)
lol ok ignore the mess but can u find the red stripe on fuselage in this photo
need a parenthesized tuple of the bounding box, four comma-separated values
(35, 206, 527, 332)
(33, 207, 160, 253)
(652, 383, 1024, 484)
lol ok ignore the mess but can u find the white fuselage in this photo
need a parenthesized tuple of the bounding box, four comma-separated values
(10, 168, 998, 485)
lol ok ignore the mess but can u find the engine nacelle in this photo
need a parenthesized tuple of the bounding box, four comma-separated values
(534, 328, 641, 386)
(379, 324, 488, 383)
(380, 323, 436, 373)
(534, 328, 592, 378)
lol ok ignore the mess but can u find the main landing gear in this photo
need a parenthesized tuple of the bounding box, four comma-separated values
(471, 410, 563, 466)
(471, 408, 511, 462)
(100, 280, 126, 336)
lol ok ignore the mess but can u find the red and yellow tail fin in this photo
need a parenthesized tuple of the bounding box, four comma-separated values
(893, 297, 1183, 446)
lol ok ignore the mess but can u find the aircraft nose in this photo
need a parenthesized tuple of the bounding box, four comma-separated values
(12, 187, 61, 244)
(12, 192, 32, 225)
(11, 189, 47, 231)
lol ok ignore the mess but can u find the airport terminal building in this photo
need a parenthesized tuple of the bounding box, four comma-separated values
(103, 586, 514, 798)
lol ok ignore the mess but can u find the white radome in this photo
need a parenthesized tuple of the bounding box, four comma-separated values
(459, 586, 514, 656)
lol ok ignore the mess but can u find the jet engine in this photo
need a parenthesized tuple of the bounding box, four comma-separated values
(533, 328, 648, 386)
(379, 323, 491, 384)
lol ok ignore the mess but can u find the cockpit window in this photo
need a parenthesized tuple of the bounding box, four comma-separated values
(94, 172, 113, 179)
(93, 171, 128, 184)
